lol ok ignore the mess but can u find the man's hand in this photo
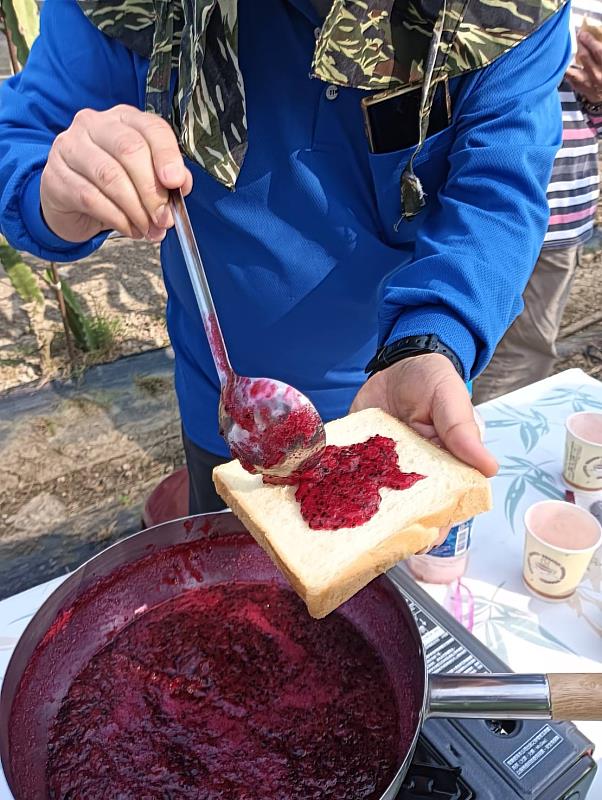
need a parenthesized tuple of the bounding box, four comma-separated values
(567, 32, 602, 103)
(350, 353, 497, 550)
(350, 353, 498, 477)
(40, 105, 193, 244)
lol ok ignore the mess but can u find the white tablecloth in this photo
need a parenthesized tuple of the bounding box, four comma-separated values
(0, 368, 601, 799)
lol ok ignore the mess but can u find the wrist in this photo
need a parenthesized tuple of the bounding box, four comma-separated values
(365, 334, 464, 379)
(39, 199, 79, 245)
(39, 172, 65, 240)
(39, 199, 60, 238)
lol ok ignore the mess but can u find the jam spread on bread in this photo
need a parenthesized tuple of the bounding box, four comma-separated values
(264, 435, 425, 529)
(47, 583, 412, 799)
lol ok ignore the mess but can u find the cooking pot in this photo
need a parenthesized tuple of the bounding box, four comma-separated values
(1, 511, 601, 800)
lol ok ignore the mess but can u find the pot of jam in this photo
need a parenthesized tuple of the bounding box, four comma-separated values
(1, 512, 600, 800)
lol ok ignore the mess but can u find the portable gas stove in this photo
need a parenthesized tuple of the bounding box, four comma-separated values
(389, 567, 597, 800)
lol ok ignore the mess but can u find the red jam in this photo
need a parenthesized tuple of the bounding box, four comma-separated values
(265, 435, 425, 530)
(46, 583, 403, 800)
(249, 403, 320, 470)
(206, 312, 230, 377)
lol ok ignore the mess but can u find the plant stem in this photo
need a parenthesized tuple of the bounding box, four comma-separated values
(49, 262, 77, 369)
(0, 10, 21, 75)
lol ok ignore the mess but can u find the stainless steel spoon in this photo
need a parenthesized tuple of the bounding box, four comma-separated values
(169, 189, 326, 478)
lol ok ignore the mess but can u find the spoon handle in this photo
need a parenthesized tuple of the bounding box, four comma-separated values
(169, 188, 232, 386)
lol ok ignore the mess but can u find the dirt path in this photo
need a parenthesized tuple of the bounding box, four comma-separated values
(0, 349, 183, 598)
(556, 239, 602, 379)
(1, 238, 168, 390)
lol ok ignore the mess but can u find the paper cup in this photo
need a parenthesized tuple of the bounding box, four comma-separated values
(523, 500, 602, 600)
(563, 411, 602, 491)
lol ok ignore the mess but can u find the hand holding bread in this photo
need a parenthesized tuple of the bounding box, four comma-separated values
(350, 352, 498, 478)
(351, 352, 496, 551)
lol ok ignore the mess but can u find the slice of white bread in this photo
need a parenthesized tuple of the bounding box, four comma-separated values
(213, 408, 492, 618)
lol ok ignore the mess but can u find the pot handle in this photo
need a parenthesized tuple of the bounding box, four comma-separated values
(548, 673, 602, 720)
(428, 673, 602, 720)
(427, 674, 551, 720)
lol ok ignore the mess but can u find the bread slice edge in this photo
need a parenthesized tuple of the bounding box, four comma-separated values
(213, 469, 491, 618)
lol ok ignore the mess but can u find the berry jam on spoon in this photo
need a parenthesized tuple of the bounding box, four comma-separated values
(169, 189, 326, 478)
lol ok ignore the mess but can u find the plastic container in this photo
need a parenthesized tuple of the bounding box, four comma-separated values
(407, 518, 474, 583)
(407, 409, 485, 584)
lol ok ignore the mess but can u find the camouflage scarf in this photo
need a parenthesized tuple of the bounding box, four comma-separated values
(76, 0, 567, 220)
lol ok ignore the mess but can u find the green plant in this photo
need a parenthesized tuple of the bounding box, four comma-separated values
(87, 314, 120, 354)
(34, 416, 57, 437)
(1, 3, 125, 370)
(0, 236, 43, 303)
(43, 268, 119, 353)
(44, 269, 90, 349)
(0, 0, 39, 68)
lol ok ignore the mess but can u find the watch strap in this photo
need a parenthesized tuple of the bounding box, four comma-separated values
(579, 94, 602, 114)
(365, 334, 464, 378)
(583, 100, 602, 113)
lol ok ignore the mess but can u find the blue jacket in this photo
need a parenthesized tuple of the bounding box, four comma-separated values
(0, 0, 570, 456)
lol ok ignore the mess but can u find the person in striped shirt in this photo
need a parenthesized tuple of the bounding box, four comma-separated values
(474, 1, 601, 402)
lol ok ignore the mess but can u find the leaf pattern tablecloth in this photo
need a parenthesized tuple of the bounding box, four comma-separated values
(0, 368, 601, 798)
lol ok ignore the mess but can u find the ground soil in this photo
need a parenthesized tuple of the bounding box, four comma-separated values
(0, 239, 181, 596)
(0, 231, 600, 597)
(556, 238, 602, 377)
(0, 238, 169, 390)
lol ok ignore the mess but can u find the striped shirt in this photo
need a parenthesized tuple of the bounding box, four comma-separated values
(545, 0, 602, 247)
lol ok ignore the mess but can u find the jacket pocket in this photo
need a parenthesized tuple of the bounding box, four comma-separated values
(367, 126, 454, 246)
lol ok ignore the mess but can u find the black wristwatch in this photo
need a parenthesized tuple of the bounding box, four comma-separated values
(365, 334, 464, 378)
(581, 97, 602, 114)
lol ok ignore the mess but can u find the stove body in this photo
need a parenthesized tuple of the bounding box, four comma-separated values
(391, 568, 597, 800)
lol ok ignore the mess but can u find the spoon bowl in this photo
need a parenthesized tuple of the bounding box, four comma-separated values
(219, 375, 326, 478)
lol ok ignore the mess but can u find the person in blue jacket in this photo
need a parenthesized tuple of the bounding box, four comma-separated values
(0, 0, 570, 513)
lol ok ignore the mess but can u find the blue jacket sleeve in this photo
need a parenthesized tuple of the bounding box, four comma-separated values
(0, 0, 145, 262)
(380, 3, 571, 380)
